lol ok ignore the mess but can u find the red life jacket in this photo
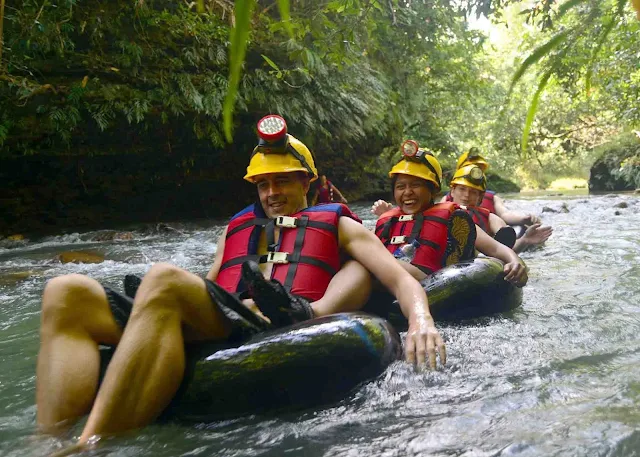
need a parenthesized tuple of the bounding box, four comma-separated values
(464, 206, 491, 234)
(216, 202, 361, 301)
(445, 189, 497, 214)
(316, 180, 334, 203)
(374, 202, 461, 275)
(480, 190, 496, 213)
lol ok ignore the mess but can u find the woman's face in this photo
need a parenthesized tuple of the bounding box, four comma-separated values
(393, 174, 433, 215)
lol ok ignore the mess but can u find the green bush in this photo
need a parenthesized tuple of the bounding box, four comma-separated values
(589, 134, 640, 191)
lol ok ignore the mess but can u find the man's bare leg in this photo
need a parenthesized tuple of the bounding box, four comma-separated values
(36, 274, 122, 431)
(79, 263, 232, 442)
(311, 260, 373, 316)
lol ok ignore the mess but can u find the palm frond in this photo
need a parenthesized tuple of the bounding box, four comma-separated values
(521, 71, 552, 155)
(508, 28, 571, 95)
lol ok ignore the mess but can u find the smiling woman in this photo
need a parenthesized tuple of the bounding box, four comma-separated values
(393, 175, 435, 215)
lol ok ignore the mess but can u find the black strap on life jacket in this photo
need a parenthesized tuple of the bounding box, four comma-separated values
(219, 215, 338, 281)
(377, 213, 448, 247)
(408, 212, 424, 243)
(225, 218, 271, 239)
(282, 215, 308, 292)
(467, 207, 488, 232)
(375, 216, 397, 242)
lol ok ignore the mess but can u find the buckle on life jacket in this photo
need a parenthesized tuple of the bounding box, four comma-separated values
(398, 215, 413, 222)
(266, 251, 289, 264)
(275, 216, 297, 228)
(390, 235, 407, 245)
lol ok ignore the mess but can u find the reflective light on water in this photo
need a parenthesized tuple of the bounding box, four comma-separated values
(1, 193, 640, 456)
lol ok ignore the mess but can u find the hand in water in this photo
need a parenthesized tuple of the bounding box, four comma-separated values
(523, 214, 541, 225)
(405, 314, 446, 370)
(503, 260, 528, 287)
(522, 223, 553, 246)
(371, 200, 394, 217)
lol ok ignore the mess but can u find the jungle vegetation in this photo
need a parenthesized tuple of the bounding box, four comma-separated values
(0, 0, 638, 233)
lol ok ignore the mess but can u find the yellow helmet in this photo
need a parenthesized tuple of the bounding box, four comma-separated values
(388, 140, 443, 191)
(244, 115, 318, 183)
(456, 147, 490, 171)
(450, 164, 487, 192)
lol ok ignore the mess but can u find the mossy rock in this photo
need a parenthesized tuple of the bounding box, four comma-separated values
(58, 251, 105, 264)
(589, 134, 640, 192)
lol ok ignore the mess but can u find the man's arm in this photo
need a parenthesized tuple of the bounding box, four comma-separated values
(206, 227, 228, 282)
(493, 195, 540, 225)
(474, 226, 528, 286)
(338, 216, 446, 369)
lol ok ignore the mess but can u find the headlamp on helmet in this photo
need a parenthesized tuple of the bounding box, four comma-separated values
(451, 164, 487, 191)
(388, 140, 442, 191)
(465, 165, 485, 185)
(250, 114, 315, 177)
(467, 147, 481, 160)
(402, 140, 419, 158)
(457, 147, 489, 171)
(254, 114, 288, 153)
(399, 140, 441, 189)
(244, 115, 318, 183)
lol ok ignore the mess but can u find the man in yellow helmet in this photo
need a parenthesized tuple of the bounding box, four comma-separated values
(36, 116, 446, 444)
(449, 165, 553, 252)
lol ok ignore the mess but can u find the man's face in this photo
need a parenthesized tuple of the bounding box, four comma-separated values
(255, 172, 310, 219)
(393, 174, 433, 215)
(450, 184, 483, 207)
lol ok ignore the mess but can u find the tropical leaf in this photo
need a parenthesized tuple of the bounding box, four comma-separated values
(261, 54, 280, 71)
(521, 71, 552, 155)
(508, 28, 571, 95)
(222, 0, 256, 142)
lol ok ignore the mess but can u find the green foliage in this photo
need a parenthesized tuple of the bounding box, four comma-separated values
(1, 0, 637, 200)
(1, 0, 498, 200)
(486, 172, 521, 193)
(589, 133, 640, 191)
(521, 71, 552, 155)
(222, 0, 256, 141)
(507, 0, 639, 153)
(508, 28, 571, 95)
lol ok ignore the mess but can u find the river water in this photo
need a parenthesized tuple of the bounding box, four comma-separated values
(1, 192, 639, 457)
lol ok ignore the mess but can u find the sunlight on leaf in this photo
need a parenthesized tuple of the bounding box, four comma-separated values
(509, 29, 570, 95)
(276, 0, 293, 37)
(521, 71, 552, 155)
(261, 54, 280, 71)
(222, 0, 256, 142)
